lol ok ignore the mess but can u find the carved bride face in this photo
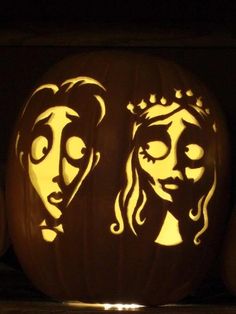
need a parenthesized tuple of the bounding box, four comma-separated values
(138, 109, 205, 202)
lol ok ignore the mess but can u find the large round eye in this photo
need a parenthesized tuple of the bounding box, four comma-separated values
(66, 136, 86, 160)
(31, 136, 49, 162)
(144, 140, 169, 161)
(185, 144, 204, 161)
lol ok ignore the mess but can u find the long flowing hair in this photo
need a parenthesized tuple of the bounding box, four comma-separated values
(111, 90, 217, 245)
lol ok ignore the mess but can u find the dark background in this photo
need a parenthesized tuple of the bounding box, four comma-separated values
(0, 1, 234, 27)
(0, 1, 234, 44)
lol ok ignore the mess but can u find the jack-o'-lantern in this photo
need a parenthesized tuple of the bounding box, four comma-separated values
(6, 51, 230, 305)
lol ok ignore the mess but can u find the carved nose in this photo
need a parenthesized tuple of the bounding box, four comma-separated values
(52, 175, 60, 183)
(173, 164, 184, 180)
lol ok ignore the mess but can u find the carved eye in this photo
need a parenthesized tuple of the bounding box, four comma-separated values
(185, 144, 204, 161)
(144, 141, 169, 161)
(66, 136, 86, 160)
(31, 136, 49, 162)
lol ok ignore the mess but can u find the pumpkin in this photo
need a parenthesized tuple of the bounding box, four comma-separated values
(0, 164, 9, 256)
(0, 186, 8, 256)
(6, 51, 230, 305)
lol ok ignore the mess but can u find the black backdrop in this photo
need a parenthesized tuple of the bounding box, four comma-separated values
(0, 1, 234, 26)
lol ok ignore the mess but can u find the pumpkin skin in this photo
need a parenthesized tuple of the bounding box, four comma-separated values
(0, 185, 8, 256)
(6, 51, 230, 305)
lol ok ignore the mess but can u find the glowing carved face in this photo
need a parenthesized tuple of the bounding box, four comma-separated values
(138, 109, 205, 202)
(28, 106, 87, 220)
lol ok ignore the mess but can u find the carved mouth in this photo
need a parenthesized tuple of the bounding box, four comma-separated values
(48, 192, 63, 205)
(159, 178, 184, 191)
(163, 183, 179, 190)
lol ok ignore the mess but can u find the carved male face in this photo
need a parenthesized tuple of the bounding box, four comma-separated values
(28, 106, 89, 220)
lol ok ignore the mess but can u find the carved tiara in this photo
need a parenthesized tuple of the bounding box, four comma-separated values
(126, 89, 211, 118)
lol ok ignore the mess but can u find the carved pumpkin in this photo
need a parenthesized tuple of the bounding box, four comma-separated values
(6, 51, 230, 305)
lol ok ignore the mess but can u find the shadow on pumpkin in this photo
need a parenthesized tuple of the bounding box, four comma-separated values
(15, 76, 106, 243)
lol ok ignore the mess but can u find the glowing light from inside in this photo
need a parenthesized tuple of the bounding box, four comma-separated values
(139, 109, 204, 203)
(155, 210, 183, 245)
(111, 89, 216, 247)
(17, 76, 107, 243)
(61, 76, 106, 92)
(64, 302, 144, 311)
(104, 303, 144, 311)
(39, 220, 64, 242)
(28, 106, 80, 220)
(41, 229, 57, 242)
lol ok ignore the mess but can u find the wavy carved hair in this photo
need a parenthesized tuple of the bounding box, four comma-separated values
(111, 91, 217, 245)
(15, 76, 107, 207)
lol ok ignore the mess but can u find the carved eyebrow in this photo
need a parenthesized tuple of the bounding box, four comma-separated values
(149, 121, 172, 129)
(137, 123, 172, 143)
(32, 113, 53, 131)
(66, 112, 80, 122)
(182, 119, 201, 128)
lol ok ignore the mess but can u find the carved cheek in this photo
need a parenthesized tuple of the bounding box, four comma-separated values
(62, 157, 80, 185)
(28, 155, 51, 197)
(185, 166, 205, 182)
